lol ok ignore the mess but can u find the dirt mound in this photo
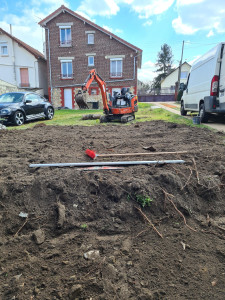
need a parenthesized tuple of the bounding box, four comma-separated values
(0, 121, 225, 299)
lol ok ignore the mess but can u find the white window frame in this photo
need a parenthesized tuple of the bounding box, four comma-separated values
(88, 56, 94, 67)
(59, 26, 72, 47)
(0, 43, 8, 56)
(61, 60, 73, 79)
(110, 58, 123, 78)
(88, 33, 94, 45)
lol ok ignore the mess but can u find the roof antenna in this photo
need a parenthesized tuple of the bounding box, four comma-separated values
(10, 24, 12, 35)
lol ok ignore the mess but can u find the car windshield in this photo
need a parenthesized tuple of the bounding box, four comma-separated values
(0, 93, 24, 103)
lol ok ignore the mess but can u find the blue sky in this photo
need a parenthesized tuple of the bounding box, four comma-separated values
(1, 0, 225, 82)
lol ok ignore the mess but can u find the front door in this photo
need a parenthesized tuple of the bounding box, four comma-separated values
(64, 88, 73, 109)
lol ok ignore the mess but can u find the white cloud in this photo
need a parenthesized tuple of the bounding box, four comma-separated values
(172, 16, 198, 35)
(102, 25, 123, 35)
(138, 60, 156, 82)
(143, 20, 153, 27)
(77, 0, 120, 17)
(177, 0, 204, 5)
(77, 0, 175, 18)
(173, 0, 225, 35)
(124, 0, 175, 19)
(207, 30, 214, 38)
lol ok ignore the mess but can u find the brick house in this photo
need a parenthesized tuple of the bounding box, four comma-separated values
(39, 5, 142, 109)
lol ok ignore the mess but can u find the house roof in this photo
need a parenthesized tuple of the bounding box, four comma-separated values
(161, 62, 191, 84)
(0, 27, 45, 60)
(39, 5, 142, 67)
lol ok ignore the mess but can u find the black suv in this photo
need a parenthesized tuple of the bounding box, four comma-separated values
(0, 92, 54, 126)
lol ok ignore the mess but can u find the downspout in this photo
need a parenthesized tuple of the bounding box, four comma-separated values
(45, 27, 53, 101)
(10, 25, 17, 85)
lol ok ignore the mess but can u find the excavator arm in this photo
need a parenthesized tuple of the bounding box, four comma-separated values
(81, 69, 110, 114)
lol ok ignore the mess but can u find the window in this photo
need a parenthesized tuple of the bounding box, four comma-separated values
(181, 71, 188, 79)
(0, 43, 8, 56)
(88, 33, 94, 44)
(60, 27, 71, 46)
(110, 58, 123, 77)
(61, 60, 73, 79)
(88, 56, 94, 66)
(90, 88, 98, 95)
(25, 94, 39, 102)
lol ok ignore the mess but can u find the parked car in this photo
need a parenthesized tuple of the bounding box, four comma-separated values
(0, 92, 54, 126)
(181, 42, 225, 122)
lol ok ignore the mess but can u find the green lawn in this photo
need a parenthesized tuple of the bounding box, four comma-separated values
(6, 103, 205, 130)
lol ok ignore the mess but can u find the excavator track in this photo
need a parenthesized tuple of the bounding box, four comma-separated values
(121, 114, 135, 123)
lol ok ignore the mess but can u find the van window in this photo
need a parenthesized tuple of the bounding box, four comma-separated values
(186, 73, 190, 87)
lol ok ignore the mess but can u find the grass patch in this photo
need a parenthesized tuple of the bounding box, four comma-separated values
(5, 103, 207, 130)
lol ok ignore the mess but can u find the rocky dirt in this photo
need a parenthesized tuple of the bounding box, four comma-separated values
(0, 120, 225, 300)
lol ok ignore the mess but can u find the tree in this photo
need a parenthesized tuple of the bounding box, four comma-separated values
(153, 43, 174, 90)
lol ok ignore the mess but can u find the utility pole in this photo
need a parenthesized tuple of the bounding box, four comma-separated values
(177, 40, 185, 90)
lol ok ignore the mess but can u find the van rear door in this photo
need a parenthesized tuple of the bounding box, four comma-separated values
(219, 44, 225, 107)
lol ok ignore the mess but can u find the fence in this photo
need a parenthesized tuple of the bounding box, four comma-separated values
(138, 94, 175, 102)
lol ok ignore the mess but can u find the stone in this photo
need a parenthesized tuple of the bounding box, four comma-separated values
(69, 284, 82, 299)
(84, 250, 100, 260)
(33, 229, 45, 245)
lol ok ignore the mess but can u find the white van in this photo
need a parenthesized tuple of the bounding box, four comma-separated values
(181, 42, 225, 122)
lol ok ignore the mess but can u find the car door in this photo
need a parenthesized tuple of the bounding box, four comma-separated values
(36, 94, 47, 114)
(23, 93, 39, 117)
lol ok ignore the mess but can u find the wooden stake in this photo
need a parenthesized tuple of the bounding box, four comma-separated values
(162, 189, 197, 232)
(135, 206, 163, 238)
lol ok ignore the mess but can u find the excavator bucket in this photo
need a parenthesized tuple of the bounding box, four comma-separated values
(75, 91, 89, 109)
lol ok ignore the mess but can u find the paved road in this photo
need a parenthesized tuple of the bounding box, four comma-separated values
(153, 102, 225, 133)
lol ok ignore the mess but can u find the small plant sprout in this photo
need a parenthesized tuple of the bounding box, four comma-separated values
(80, 224, 88, 229)
(136, 194, 153, 208)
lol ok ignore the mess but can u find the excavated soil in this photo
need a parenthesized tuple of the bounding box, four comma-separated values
(0, 121, 225, 300)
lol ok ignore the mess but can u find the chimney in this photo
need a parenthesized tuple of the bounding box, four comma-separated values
(10, 24, 12, 35)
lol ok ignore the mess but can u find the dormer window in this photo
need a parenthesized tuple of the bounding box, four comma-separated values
(60, 26, 71, 47)
(0, 43, 8, 56)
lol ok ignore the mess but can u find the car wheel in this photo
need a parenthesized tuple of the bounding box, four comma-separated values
(45, 107, 54, 120)
(13, 111, 24, 126)
(199, 103, 209, 123)
(180, 101, 187, 116)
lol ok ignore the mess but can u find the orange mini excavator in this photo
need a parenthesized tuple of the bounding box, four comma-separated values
(75, 69, 138, 123)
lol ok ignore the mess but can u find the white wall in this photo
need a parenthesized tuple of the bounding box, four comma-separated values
(14, 42, 38, 88)
(0, 35, 16, 85)
(161, 63, 191, 89)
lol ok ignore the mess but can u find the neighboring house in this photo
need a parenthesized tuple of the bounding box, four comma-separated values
(0, 28, 48, 96)
(161, 62, 191, 93)
(39, 5, 142, 109)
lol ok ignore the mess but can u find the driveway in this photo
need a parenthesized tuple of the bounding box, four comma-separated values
(154, 102, 225, 133)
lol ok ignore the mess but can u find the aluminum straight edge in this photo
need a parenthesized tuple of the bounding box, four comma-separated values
(29, 160, 185, 168)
